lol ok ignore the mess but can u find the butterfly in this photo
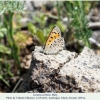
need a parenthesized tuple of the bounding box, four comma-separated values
(43, 25, 65, 54)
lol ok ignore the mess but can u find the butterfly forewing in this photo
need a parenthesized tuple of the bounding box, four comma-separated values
(43, 25, 65, 54)
(44, 26, 61, 49)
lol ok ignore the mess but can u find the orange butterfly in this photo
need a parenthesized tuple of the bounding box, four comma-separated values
(43, 25, 65, 54)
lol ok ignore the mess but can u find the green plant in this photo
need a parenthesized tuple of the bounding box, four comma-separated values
(28, 22, 50, 44)
(64, 1, 92, 48)
(0, 1, 25, 68)
(0, 21, 12, 87)
(56, 1, 61, 20)
(28, 8, 66, 45)
(0, 23, 7, 38)
(0, 44, 12, 87)
(0, 1, 25, 88)
(33, 13, 47, 29)
(28, 20, 66, 45)
(0, 62, 13, 87)
(0, 22, 12, 87)
(0, 44, 11, 55)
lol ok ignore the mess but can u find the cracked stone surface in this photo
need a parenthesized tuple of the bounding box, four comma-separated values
(17, 46, 100, 93)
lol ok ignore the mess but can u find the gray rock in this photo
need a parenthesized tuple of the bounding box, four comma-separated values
(17, 46, 100, 93)
(60, 46, 100, 92)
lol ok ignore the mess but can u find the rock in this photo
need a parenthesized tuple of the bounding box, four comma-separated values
(17, 46, 100, 93)
(88, 22, 100, 29)
(89, 31, 100, 47)
(32, 1, 48, 8)
(60, 46, 100, 92)
(92, 8, 99, 16)
(21, 54, 31, 69)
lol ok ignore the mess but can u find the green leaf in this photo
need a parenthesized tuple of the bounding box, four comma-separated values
(0, 75, 10, 87)
(36, 29, 45, 44)
(0, 28, 7, 34)
(33, 16, 41, 24)
(0, 75, 3, 79)
(56, 21, 66, 32)
(0, 44, 11, 54)
(0, 32, 4, 38)
(0, 1, 25, 15)
(6, 64, 13, 77)
(28, 23, 37, 35)
(0, 58, 3, 61)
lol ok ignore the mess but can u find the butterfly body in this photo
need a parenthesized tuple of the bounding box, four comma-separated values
(43, 26, 65, 54)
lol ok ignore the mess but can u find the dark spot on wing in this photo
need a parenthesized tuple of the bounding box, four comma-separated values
(53, 32, 57, 34)
(54, 40, 56, 43)
(54, 36, 56, 39)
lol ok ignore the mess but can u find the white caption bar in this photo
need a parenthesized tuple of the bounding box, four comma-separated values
(0, 93, 100, 100)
